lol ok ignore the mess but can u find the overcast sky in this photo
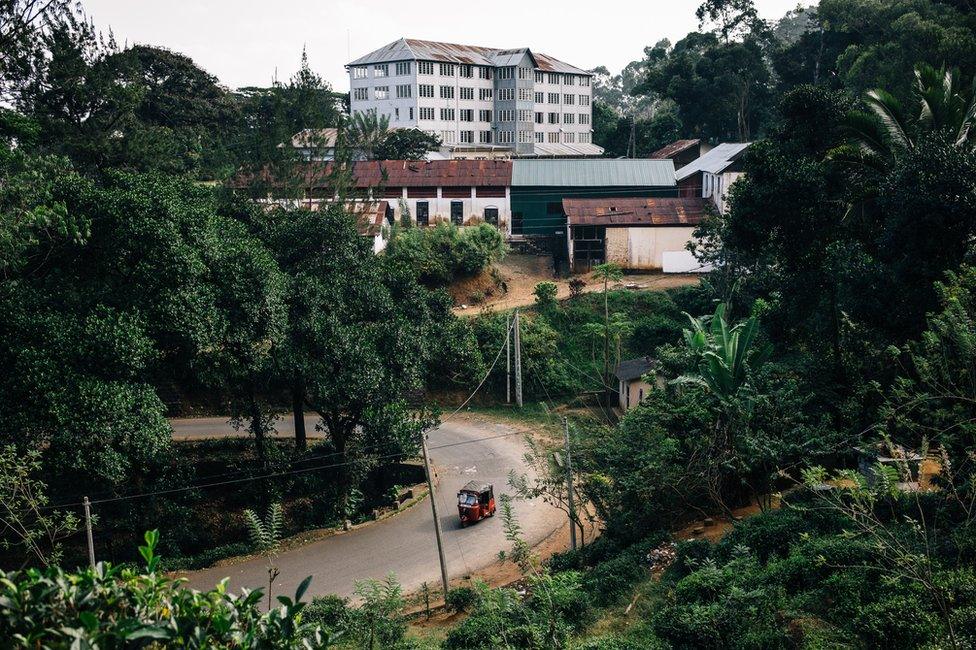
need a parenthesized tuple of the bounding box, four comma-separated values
(82, 0, 803, 91)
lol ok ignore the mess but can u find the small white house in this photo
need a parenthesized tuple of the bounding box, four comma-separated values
(614, 357, 658, 410)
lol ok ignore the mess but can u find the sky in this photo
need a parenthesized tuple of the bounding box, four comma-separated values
(82, 0, 804, 91)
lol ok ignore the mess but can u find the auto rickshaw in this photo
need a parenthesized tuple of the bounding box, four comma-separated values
(457, 481, 495, 527)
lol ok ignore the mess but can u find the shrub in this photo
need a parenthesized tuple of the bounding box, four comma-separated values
(582, 550, 647, 607)
(534, 281, 558, 309)
(0, 530, 329, 647)
(672, 539, 713, 578)
(303, 594, 351, 636)
(446, 585, 479, 613)
(386, 222, 505, 287)
(568, 277, 586, 299)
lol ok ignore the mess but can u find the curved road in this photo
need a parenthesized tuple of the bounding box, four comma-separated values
(175, 417, 563, 600)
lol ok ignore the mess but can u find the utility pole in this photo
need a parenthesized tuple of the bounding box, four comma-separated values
(506, 313, 511, 403)
(83, 496, 95, 568)
(514, 309, 523, 407)
(420, 431, 450, 598)
(563, 418, 577, 551)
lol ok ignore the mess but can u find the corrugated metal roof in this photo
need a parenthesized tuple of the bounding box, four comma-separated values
(563, 197, 707, 226)
(615, 357, 657, 381)
(521, 142, 605, 157)
(298, 160, 513, 188)
(675, 142, 751, 181)
(650, 139, 699, 160)
(347, 38, 590, 75)
(512, 159, 676, 187)
(290, 128, 339, 148)
(489, 48, 533, 67)
(231, 160, 513, 189)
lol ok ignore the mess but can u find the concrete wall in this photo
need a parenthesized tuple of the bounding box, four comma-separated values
(386, 188, 511, 234)
(604, 226, 698, 270)
(349, 55, 593, 153)
(619, 378, 653, 410)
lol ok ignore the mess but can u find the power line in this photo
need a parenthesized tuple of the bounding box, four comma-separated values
(44, 320, 519, 512)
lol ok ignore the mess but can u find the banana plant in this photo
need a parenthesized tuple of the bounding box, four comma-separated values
(679, 303, 771, 414)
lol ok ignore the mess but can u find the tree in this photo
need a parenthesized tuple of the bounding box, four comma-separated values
(592, 263, 623, 396)
(0, 0, 75, 102)
(0, 445, 78, 568)
(696, 0, 763, 43)
(677, 303, 771, 514)
(843, 63, 976, 168)
(346, 109, 390, 160)
(636, 31, 774, 141)
(373, 128, 440, 160)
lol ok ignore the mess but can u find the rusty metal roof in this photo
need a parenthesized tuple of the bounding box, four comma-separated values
(649, 139, 700, 160)
(344, 200, 388, 237)
(563, 197, 708, 226)
(298, 160, 513, 188)
(347, 38, 590, 75)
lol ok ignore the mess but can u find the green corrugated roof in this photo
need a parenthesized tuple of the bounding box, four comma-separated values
(511, 159, 676, 187)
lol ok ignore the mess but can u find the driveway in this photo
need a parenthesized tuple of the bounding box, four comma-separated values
(176, 417, 563, 601)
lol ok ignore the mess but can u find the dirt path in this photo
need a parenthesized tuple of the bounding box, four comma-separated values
(453, 254, 702, 315)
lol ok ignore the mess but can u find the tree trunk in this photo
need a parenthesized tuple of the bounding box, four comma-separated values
(292, 375, 306, 452)
(248, 385, 267, 469)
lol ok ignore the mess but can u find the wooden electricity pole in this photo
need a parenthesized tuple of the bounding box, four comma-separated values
(83, 496, 95, 568)
(564, 418, 577, 551)
(420, 431, 450, 598)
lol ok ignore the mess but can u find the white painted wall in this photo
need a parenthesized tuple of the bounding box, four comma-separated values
(387, 188, 511, 235)
(348, 56, 593, 152)
(604, 226, 698, 271)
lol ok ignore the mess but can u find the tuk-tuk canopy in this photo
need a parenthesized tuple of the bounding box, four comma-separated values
(459, 481, 492, 495)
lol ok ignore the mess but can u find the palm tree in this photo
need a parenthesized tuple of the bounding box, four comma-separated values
(346, 109, 390, 160)
(844, 63, 976, 166)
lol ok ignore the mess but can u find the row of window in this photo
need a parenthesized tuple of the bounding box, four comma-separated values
(407, 202, 501, 227)
(430, 128, 590, 145)
(353, 86, 589, 106)
(415, 108, 590, 125)
(351, 62, 592, 87)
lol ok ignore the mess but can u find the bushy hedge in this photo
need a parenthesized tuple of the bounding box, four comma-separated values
(385, 222, 506, 286)
(0, 531, 331, 648)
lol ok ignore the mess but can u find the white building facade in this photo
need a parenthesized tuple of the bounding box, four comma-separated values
(347, 39, 602, 157)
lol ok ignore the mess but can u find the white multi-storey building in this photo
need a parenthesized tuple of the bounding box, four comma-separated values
(347, 38, 602, 157)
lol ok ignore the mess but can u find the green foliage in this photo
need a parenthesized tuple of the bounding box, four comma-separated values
(0, 446, 78, 567)
(303, 594, 351, 638)
(533, 281, 558, 310)
(373, 128, 441, 160)
(346, 109, 390, 160)
(445, 586, 479, 613)
(385, 222, 506, 287)
(349, 573, 408, 649)
(0, 530, 334, 647)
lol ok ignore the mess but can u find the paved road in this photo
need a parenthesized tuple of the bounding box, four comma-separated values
(176, 417, 563, 601)
(169, 414, 325, 441)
